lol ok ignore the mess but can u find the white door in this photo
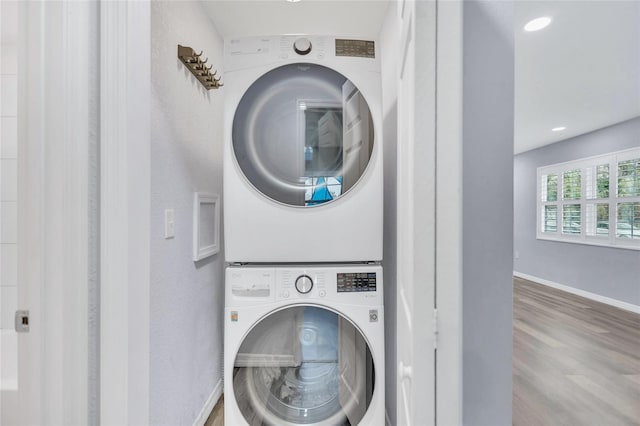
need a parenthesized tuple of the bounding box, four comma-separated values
(396, 1, 438, 424)
(1, 3, 41, 421)
(1, 2, 95, 424)
(1, 2, 22, 423)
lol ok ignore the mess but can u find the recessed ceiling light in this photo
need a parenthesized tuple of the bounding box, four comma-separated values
(286, 0, 302, 2)
(551, 126, 566, 132)
(524, 17, 552, 32)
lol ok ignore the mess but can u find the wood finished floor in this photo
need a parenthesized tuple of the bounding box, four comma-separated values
(204, 394, 224, 426)
(513, 277, 640, 425)
(206, 280, 639, 426)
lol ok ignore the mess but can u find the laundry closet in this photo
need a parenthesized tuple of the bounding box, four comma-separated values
(149, 3, 400, 424)
(145, 1, 514, 425)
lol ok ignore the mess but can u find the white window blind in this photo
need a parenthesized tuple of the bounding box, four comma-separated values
(536, 147, 640, 250)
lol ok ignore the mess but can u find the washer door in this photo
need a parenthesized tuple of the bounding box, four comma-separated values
(233, 63, 375, 207)
(233, 306, 375, 426)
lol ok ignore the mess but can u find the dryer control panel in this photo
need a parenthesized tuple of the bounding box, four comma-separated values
(224, 35, 380, 73)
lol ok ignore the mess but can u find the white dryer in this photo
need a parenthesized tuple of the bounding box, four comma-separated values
(223, 36, 383, 263)
(224, 265, 385, 426)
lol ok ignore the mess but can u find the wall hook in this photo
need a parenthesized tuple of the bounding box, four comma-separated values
(177, 44, 223, 90)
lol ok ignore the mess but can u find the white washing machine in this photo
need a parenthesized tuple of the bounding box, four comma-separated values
(224, 265, 385, 426)
(223, 35, 383, 263)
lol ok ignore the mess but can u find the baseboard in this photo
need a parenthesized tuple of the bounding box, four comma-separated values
(193, 379, 223, 426)
(513, 271, 640, 314)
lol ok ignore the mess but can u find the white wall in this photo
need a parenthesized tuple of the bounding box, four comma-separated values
(379, 3, 400, 424)
(150, 2, 225, 424)
(514, 117, 640, 306)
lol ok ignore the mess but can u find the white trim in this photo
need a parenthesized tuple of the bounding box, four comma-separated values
(513, 271, 640, 314)
(59, 2, 92, 421)
(435, 1, 463, 425)
(100, 1, 151, 424)
(395, 2, 439, 424)
(193, 380, 223, 426)
(100, 2, 130, 422)
(193, 192, 221, 261)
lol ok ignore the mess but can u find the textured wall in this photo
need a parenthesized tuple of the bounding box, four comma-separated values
(514, 117, 640, 305)
(150, 2, 225, 424)
(379, 3, 400, 424)
(462, 1, 514, 424)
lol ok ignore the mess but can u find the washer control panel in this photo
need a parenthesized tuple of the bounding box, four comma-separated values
(276, 267, 381, 303)
(337, 272, 377, 293)
(226, 265, 382, 306)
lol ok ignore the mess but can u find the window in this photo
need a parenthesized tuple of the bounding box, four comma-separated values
(537, 148, 640, 249)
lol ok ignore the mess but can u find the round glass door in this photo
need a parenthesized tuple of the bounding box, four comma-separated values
(233, 63, 375, 207)
(233, 306, 375, 426)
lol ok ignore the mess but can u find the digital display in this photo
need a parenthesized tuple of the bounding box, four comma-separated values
(337, 272, 377, 292)
(335, 39, 375, 58)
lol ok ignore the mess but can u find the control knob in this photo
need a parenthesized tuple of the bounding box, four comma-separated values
(293, 38, 312, 56)
(295, 275, 313, 294)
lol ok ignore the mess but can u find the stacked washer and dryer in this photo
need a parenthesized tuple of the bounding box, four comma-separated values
(223, 35, 384, 426)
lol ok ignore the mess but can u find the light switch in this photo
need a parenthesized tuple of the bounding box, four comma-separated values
(164, 209, 175, 239)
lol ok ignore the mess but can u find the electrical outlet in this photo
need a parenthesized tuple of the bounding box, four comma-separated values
(514, 250, 520, 260)
(165, 209, 175, 239)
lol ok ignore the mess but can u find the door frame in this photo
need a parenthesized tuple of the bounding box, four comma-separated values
(394, 0, 463, 424)
(394, 0, 437, 424)
(9, 1, 96, 423)
(99, 1, 151, 424)
(434, 1, 463, 425)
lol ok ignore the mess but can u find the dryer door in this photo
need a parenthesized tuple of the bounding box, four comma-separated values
(233, 305, 375, 426)
(232, 63, 375, 207)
